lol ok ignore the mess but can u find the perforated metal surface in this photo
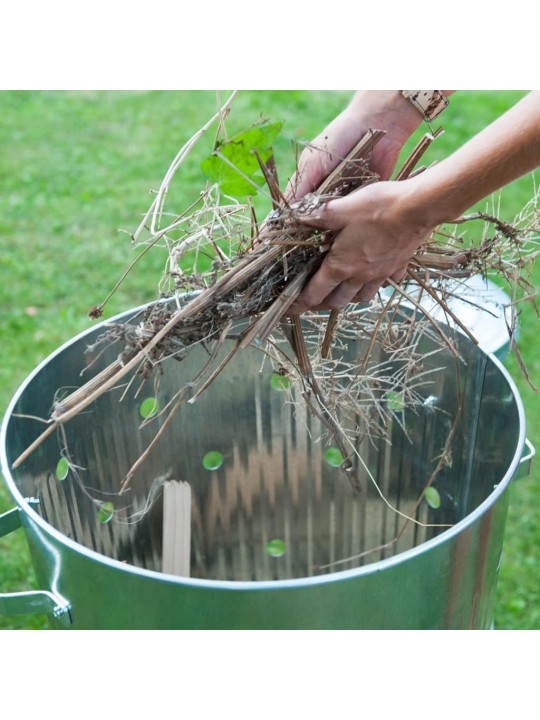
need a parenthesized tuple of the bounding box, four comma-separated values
(1, 302, 526, 628)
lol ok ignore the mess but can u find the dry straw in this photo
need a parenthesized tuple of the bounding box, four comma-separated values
(13, 93, 540, 514)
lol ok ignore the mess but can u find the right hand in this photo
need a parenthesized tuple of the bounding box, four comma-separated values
(289, 176, 438, 313)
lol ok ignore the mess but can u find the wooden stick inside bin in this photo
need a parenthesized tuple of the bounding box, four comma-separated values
(162, 480, 191, 577)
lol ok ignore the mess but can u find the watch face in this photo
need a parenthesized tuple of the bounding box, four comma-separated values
(403, 91, 449, 121)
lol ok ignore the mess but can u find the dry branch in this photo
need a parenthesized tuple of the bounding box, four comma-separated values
(13, 129, 385, 470)
(12, 106, 540, 491)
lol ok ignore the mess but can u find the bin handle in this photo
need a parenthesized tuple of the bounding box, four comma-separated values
(515, 438, 535, 481)
(0, 504, 72, 625)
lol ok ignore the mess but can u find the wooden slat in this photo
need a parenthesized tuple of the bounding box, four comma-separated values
(162, 480, 191, 577)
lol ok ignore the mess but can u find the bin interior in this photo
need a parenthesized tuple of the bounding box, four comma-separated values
(4, 308, 521, 582)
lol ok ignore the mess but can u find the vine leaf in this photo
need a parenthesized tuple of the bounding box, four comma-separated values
(201, 121, 283, 197)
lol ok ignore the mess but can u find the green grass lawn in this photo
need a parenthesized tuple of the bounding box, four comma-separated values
(0, 90, 538, 629)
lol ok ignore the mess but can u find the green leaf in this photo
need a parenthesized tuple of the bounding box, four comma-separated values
(201, 155, 265, 196)
(201, 121, 283, 197)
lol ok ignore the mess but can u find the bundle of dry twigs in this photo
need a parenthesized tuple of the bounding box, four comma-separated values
(13, 94, 540, 498)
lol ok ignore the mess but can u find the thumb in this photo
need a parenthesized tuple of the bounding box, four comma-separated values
(284, 167, 320, 204)
(292, 196, 347, 232)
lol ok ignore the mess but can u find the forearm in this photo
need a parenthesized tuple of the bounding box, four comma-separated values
(408, 91, 540, 224)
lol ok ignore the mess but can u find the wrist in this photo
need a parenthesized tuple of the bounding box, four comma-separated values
(347, 90, 423, 144)
(403, 167, 468, 228)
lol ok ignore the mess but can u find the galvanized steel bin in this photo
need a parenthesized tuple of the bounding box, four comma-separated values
(0, 301, 533, 629)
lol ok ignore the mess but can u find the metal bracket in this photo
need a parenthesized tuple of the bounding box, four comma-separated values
(0, 505, 22, 537)
(0, 589, 72, 624)
(0, 504, 72, 626)
(514, 438, 535, 480)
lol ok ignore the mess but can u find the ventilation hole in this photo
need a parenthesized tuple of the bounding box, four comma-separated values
(270, 372, 291, 392)
(98, 501, 115, 524)
(266, 539, 286, 557)
(386, 391, 406, 411)
(140, 397, 159, 419)
(424, 487, 441, 509)
(324, 447, 343, 468)
(55, 457, 70, 481)
(202, 451, 223, 471)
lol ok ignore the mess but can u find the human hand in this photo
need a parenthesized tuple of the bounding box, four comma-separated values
(286, 90, 423, 201)
(289, 179, 436, 313)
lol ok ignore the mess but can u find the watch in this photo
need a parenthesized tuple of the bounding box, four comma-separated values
(401, 90, 449, 122)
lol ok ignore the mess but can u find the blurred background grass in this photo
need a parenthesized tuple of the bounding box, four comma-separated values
(0, 90, 538, 629)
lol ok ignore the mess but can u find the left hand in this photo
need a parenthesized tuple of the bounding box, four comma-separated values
(285, 90, 422, 202)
